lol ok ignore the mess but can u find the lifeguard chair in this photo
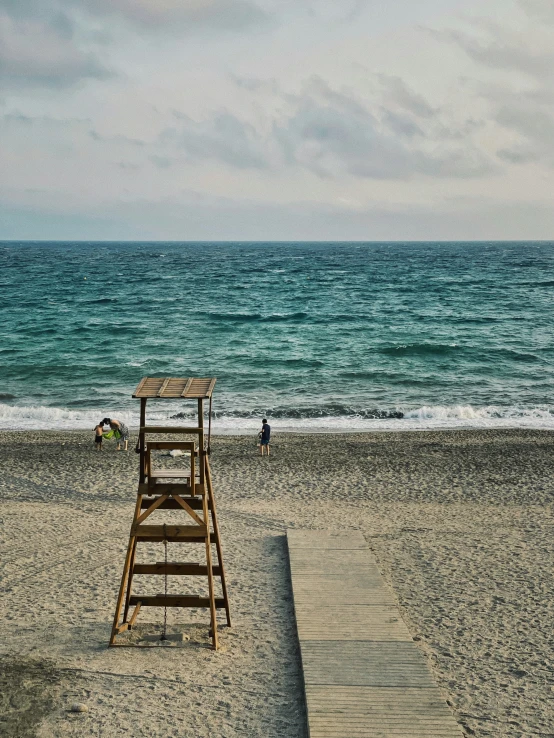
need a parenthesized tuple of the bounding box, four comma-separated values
(109, 377, 231, 649)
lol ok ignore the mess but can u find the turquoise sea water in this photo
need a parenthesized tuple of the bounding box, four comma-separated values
(1, 241, 553, 431)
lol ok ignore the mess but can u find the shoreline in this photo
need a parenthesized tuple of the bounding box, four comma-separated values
(2, 428, 553, 737)
(2, 423, 554, 436)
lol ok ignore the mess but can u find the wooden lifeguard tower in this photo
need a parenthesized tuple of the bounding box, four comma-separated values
(109, 377, 231, 649)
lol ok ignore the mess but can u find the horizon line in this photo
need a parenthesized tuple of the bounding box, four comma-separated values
(2, 239, 553, 245)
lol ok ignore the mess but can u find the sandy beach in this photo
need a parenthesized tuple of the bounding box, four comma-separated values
(1, 428, 553, 737)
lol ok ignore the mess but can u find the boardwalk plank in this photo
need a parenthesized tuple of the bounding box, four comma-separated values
(287, 529, 463, 738)
(287, 530, 367, 549)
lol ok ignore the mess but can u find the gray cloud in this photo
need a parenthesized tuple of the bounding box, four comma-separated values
(494, 104, 554, 166)
(0, 0, 268, 90)
(161, 111, 270, 169)
(519, 0, 554, 23)
(273, 79, 493, 180)
(0, 8, 110, 88)
(496, 146, 538, 164)
(150, 155, 172, 169)
(205, 75, 494, 179)
(275, 96, 409, 179)
(381, 110, 423, 138)
(89, 129, 145, 147)
(68, 0, 269, 30)
(437, 26, 554, 79)
(152, 21, 554, 177)
(377, 74, 436, 119)
(496, 106, 554, 145)
(163, 75, 491, 179)
(429, 15, 554, 168)
(1, 112, 91, 126)
(232, 75, 283, 95)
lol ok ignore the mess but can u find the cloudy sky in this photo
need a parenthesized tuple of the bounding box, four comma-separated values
(1, 0, 553, 240)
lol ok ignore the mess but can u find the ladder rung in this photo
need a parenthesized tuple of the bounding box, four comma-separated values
(129, 595, 226, 608)
(133, 524, 208, 539)
(135, 533, 217, 543)
(134, 562, 221, 576)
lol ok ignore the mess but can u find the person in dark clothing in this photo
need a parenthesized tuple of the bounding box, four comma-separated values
(260, 418, 271, 456)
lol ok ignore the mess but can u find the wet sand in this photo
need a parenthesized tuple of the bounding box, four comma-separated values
(1, 429, 553, 737)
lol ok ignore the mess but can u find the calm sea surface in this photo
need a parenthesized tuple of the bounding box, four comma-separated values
(1, 241, 553, 431)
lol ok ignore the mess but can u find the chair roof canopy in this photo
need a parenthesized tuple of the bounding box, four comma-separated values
(133, 377, 216, 399)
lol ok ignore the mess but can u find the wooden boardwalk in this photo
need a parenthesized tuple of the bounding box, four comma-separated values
(287, 530, 463, 738)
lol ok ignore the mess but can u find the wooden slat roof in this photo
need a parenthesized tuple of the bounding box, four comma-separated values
(133, 377, 216, 399)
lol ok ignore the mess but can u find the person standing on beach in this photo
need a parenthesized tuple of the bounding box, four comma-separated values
(260, 418, 271, 456)
(103, 418, 130, 451)
(93, 423, 103, 451)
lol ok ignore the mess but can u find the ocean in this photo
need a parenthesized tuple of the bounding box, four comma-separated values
(1, 240, 553, 432)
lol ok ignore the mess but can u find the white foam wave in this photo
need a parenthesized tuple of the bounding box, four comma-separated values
(1, 402, 554, 432)
(0, 404, 139, 430)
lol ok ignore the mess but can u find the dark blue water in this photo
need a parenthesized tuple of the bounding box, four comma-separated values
(1, 241, 553, 431)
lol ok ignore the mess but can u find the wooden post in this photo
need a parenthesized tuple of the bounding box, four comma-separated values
(198, 398, 205, 487)
(139, 398, 147, 484)
(203, 483, 218, 650)
(206, 456, 231, 627)
(110, 492, 143, 645)
(122, 538, 138, 623)
(145, 445, 153, 492)
(190, 442, 195, 497)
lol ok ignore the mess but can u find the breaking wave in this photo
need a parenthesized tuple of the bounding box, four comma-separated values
(2, 401, 554, 432)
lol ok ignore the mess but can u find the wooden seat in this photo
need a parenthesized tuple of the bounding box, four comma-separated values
(149, 469, 191, 479)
